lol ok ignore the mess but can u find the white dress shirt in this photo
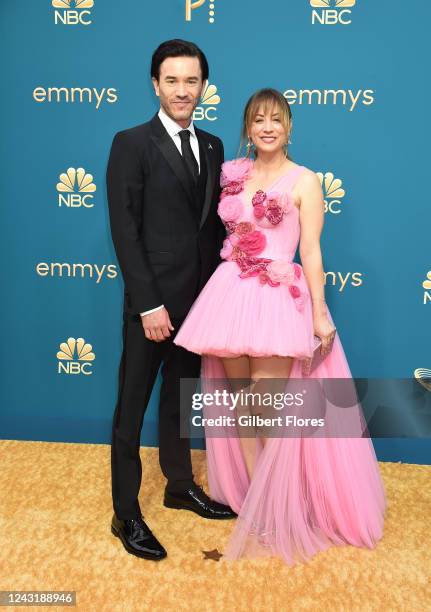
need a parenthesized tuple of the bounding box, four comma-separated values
(140, 107, 200, 317)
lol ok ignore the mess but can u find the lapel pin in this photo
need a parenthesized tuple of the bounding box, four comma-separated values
(208, 143, 213, 150)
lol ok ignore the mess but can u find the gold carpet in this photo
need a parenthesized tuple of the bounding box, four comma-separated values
(0, 439, 430, 612)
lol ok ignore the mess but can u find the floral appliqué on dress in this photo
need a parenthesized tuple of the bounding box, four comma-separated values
(217, 158, 308, 311)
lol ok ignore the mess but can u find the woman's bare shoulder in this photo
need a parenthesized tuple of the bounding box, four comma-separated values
(293, 165, 322, 193)
(296, 164, 320, 181)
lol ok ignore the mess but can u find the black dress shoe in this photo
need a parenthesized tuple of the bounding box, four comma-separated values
(111, 514, 167, 560)
(163, 483, 237, 519)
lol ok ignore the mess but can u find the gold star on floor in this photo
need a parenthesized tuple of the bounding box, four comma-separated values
(202, 548, 223, 561)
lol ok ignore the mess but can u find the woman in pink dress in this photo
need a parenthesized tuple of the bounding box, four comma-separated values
(174, 88, 387, 565)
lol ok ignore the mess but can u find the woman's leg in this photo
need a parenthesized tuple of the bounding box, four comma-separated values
(221, 355, 259, 480)
(249, 356, 294, 446)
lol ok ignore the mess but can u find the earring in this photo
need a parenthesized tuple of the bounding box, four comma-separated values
(246, 137, 254, 156)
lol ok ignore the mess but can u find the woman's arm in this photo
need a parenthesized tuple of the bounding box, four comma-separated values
(298, 171, 336, 352)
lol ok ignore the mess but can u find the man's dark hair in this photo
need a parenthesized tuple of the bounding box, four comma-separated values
(151, 39, 209, 82)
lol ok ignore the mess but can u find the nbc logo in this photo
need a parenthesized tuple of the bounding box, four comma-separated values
(57, 167, 96, 208)
(310, 0, 356, 25)
(422, 271, 431, 304)
(185, 0, 216, 23)
(193, 84, 220, 122)
(57, 337, 95, 375)
(317, 172, 345, 214)
(52, 0, 94, 26)
(414, 368, 431, 392)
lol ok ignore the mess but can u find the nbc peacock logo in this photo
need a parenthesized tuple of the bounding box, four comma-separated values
(57, 337, 95, 375)
(185, 0, 216, 23)
(310, 0, 356, 25)
(317, 172, 345, 214)
(52, 0, 94, 26)
(56, 167, 96, 208)
(414, 368, 431, 392)
(422, 271, 431, 305)
(193, 83, 220, 122)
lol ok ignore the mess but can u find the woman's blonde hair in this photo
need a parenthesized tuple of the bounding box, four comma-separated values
(240, 88, 293, 159)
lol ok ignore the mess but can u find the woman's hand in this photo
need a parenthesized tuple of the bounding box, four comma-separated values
(313, 311, 336, 355)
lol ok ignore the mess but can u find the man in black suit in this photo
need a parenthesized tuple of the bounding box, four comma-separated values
(107, 40, 235, 561)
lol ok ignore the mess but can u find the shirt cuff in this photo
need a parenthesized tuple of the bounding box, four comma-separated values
(140, 304, 164, 316)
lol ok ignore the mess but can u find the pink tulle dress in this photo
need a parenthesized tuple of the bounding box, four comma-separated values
(173, 158, 387, 565)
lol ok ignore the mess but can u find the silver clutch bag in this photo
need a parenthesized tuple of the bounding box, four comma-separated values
(301, 331, 336, 377)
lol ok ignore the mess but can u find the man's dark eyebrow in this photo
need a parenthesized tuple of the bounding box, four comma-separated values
(164, 75, 199, 80)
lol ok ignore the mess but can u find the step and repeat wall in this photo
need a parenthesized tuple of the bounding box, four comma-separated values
(1, 1, 429, 463)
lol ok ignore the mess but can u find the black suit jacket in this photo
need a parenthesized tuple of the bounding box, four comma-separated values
(107, 113, 225, 319)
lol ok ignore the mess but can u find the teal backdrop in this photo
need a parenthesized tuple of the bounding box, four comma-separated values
(0, 0, 429, 464)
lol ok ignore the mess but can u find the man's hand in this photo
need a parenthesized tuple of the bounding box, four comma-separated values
(141, 307, 174, 342)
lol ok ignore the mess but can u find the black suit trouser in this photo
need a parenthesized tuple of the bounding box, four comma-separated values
(111, 312, 201, 519)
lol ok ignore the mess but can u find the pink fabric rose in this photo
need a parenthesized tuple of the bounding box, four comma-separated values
(237, 230, 267, 256)
(223, 180, 243, 196)
(258, 270, 281, 287)
(220, 239, 233, 259)
(289, 285, 301, 299)
(265, 205, 283, 225)
(231, 246, 242, 260)
(218, 195, 243, 222)
(220, 157, 253, 188)
(224, 221, 237, 234)
(266, 194, 280, 208)
(252, 190, 266, 206)
(238, 257, 272, 278)
(229, 233, 240, 246)
(235, 221, 254, 235)
(253, 204, 265, 219)
(264, 194, 284, 225)
(251, 191, 285, 225)
(266, 260, 295, 284)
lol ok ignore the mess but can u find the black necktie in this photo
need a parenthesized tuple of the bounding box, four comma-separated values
(179, 129, 199, 184)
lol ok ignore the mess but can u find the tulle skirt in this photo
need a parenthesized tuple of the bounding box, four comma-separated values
(201, 352, 387, 565)
(174, 261, 315, 359)
(174, 260, 387, 565)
